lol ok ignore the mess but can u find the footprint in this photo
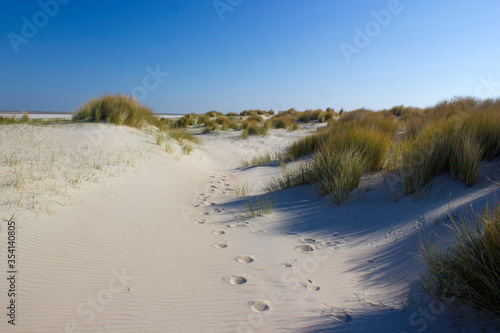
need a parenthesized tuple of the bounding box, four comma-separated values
(282, 260, 298, 267)
(212, 230, 225, 235)
(250, 301, 269, 312)
(303, 280, 320, 292)
(236, 256, 254, 264)
(250, 230, 267, 235)
(199, 212, 210, 216)
(300, 238, 317, 244)
(228, 222, 247, 228)
(321, 307, 350, 322)
(214, 242, 228, 249)
(230, 275, 247, 285)
(297, 244, 315, 253)
(195, 219, 205, 224)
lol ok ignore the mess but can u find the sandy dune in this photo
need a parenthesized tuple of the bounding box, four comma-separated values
(1, 123, 499, 332)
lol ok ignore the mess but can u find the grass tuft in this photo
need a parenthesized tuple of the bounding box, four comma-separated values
(420, 202, 500, 320)
(311, 149, 366, 205)
(246, 194, 277, 217)
(230, 181, 254, 197)
(73, 93, 158, 128)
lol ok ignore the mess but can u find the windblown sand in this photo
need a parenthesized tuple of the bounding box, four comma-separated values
(0, 123, 498, 332)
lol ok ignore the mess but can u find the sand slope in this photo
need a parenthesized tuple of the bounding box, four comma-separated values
(1, 124, 499, 332)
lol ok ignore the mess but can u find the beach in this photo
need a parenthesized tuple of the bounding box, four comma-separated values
(0, 119, 498, 332)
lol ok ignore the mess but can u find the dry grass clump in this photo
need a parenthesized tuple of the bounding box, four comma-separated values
(0, 115, 19, 125)
(206, 110, 224, 118)
(263, 111, 390, 204)
(339, 110, 398, 136)
(245, 115, 264, 123)
(325, 126, 392, 171)
(393, 98, 500, 196)
(230, 181, 254, 197)
(73, 93, 158, 128)
(263, 163, 311, 193)
(245, 123, 268, 137)
(285, 111, 394, 166)
(265, 114, 298, 130)
(174, 114, 196, 128)
(165, 128, 199, 144)
(420, 202, 500, 321)
(0, 115, 72, 127)
(239, 116, 269, 138)
(285, 130, 330, 162)
(215, 116, 239, 130)
(198, 114, 215, 132)
(240, 152, 288, 167)
(277, 108, 300, 119)
(450, 132, 484, 186)
(240, 109, 272, 116)
(0, 112, 31, 125)
(297, 109, 334, 123)
(310, 149, 366, 204)
(461, 107, 500, 160)
(263, 97, 499, 204)
(246, 194, 277, 217)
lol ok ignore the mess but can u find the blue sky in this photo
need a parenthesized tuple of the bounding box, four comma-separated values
(1, 0, 499, 114)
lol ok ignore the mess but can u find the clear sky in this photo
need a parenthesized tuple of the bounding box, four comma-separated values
(1, 0, 499, 114)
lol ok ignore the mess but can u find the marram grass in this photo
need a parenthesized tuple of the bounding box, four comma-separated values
(73, 93, 158, 128)
(420, 202, 500, 319)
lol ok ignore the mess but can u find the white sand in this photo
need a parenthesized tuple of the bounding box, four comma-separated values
(0, 123, 499, 332)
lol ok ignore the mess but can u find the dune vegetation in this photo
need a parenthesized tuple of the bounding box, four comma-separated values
(0, 112, 71, 126)
(0, 112, 30, 124)
(172, 107, 336, 137)
(258, 97, 500, 205)
(420, 202, 500, 321)
(73, 93, 159, 127)
(244, 97, 500, 323)
(73, 93, 199, 152)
